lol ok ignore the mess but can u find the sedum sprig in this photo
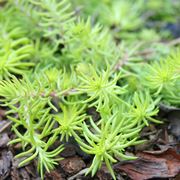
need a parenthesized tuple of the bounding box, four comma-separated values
(61, 18, 116, 67)
(143, 59, 179, 95)
(54, 103, 86, 141)
(0, 24, 34, 79)
(8, 98, 64, 178)
(142, 53, 180, 106)
(0, 75, 52, 105)
(78, 65, 127, 110)
(127, 91, 162, 126)
(74, 108, 144, 179)
(99, 0, 144, 30)
(29, 0, 75, 40)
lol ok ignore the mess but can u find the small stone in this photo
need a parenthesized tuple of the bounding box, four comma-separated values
(60, 157, 86, 175)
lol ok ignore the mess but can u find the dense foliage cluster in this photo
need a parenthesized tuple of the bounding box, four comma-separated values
(0, 0, 179, 179)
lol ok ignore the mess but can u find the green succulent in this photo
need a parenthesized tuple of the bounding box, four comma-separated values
(128, 91, 162, 126)
(74, 109, 144, 179)
(78, 65, 127, 110)
(8, 98, 63, 178)
(0, 0, 179, 179)
(0, 24, 34, 79)
(143, 59, 179, 95)
(54, 103, 86, 141)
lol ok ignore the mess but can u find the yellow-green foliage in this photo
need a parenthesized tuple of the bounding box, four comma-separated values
(0, 0, 179, 179)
